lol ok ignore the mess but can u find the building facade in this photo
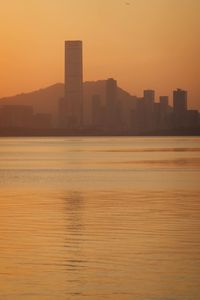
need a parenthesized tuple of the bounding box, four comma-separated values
(64, 40, 83, 128)
(173, 89, 187, 114)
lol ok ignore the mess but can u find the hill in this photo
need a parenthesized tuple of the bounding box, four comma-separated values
(0, 80, 134, 126)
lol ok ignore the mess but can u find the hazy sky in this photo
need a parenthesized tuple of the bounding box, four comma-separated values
(0, 0, 199, 109)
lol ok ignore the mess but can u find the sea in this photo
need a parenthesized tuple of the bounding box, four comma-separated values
(0, 136, 200, 300)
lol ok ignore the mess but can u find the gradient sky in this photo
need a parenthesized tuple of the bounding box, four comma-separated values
(0, 0, 199, 109)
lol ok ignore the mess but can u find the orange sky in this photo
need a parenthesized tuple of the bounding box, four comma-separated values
(0, 0, 199, 109)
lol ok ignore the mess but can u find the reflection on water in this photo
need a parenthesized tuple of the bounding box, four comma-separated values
(0, 137, 200, 300)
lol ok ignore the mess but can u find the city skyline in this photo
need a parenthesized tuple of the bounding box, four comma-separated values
(0, 0, 199, 110)
(0, 37, 199, 135)
(59, 39, 199, 134)
(1, 3, 200, 300)
(0, 37, 199, 113)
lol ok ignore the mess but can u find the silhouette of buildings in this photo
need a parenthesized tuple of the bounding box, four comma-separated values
(186, 110, 199, 129)
(143, 90, 155, 131)
(105, 78, 122, 131)
(0, 40, 199, 136)
(33, 113, 52, 129)
(89, 84, 199, 134)
(173, 89, 187, 113)
(57, 41, 199, 135)
(106, 78, 117, 111)
(173, 89, 188, 129)
(92, 94, 104, 129)
(0, 105, 33, 128)
(152, 96, 170, 131)
(0, 105, 52, 129)
(144, 90, 155, 109)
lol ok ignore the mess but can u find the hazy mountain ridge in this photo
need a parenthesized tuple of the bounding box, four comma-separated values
(0, 83, 64, 116)
(0, 81, 134, 125)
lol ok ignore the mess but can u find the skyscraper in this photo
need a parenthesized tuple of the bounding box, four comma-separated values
(160, 96, 169, 113)
(173, 89, 188, 129)
(92, 94, 103, 128)
(143, 89, 155, 131)
(173, 89, 187, 114)
(159, 96, 169, 130)
(143, 90, 155, 111)
(105, 78, 121, 131)
(106, 78, 117, 111)
(64, 40, 83, 128)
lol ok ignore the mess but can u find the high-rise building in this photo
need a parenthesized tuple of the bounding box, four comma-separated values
(159, 96, 169, 130)
(160, 96, 169, 113)
(173, 89, 188, 129)
(144, 90, 155, 109)
(105, 78, 121, 131)
(92, 94, 104, 129)
(106, 78, 117, 110)
(143, 89, 155, 131)
(134, 98, 146, 133)
(186, 110, 199, 128)
(173, 89, 187, 114)
(64, 40, 83, 128)
(0, 105, 34, 128)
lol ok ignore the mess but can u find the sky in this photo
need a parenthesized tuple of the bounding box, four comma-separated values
(0, 0, 199, 109)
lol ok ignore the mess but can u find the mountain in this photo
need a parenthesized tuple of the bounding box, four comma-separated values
(0, 80, 135, 126)
(0, 83, 63, 122)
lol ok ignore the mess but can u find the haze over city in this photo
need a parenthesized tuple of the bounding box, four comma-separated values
(0, 39, 199, 135)
(0, 0, 199, 110)
(1, 2, 200, 300)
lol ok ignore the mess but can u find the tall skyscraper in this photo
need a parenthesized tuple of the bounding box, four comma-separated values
(64, 40, 83, 128)
(160, 96, 169, 113)
(173, 89, 187, 114)
(105, 78, 121, 131)
(159, 96, 169, 130)
(173, 89, 188, 129)
(144, 90, 155, 110)
(143, 89, 155, 130)
(92, 94, 103, 128)
(106, 78, 117, 111)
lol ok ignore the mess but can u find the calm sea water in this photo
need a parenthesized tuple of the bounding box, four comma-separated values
(0, 137, 200, 300)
